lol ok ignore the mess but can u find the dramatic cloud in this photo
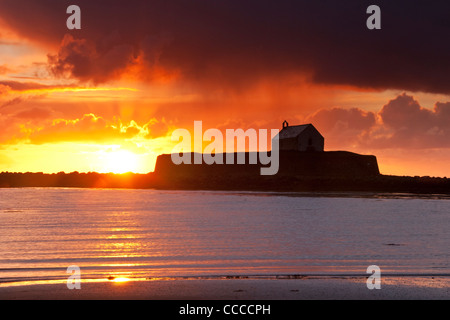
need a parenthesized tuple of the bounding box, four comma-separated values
(48, 34, 137, 84)
(0, 0, 449, 93)
(307, 107, 377, 148)
(27, 114, 140, 144)
(11, 112, 168, 145)
(309, 94, 450, 151)
(365, 94, 450, 149)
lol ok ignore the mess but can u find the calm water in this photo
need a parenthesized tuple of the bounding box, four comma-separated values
(0, 188, 449, 284)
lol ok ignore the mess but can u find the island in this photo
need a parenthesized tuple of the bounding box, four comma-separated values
(1, 123, 449, 194)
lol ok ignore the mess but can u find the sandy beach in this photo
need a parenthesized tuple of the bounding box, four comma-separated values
(0, 276, 449, 300)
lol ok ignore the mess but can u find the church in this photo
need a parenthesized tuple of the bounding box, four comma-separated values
(274, 121, 325, 152)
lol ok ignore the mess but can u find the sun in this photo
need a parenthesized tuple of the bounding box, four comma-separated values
(102, 150, 140, 174)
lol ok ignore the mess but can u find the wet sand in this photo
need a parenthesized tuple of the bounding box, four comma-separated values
(0, 276, 449, 300)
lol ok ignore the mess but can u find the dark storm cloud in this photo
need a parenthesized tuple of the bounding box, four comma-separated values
(0, 0, 449, 93)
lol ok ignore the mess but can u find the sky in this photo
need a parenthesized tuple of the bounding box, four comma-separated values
(0, 0, 449, 176)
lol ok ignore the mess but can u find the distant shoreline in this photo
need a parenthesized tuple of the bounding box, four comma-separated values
(1, 171, 449, 195)
(1, 151, 449, 194)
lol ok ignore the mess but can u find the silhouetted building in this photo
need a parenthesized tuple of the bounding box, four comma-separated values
(275, 121, 324, 152)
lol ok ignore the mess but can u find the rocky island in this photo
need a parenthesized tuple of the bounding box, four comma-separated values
(1, 123, 449, 195)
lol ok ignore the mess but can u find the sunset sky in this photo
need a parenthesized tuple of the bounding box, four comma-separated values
(0, 0, 449, 176)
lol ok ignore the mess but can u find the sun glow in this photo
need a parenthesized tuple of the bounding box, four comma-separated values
(102, 150, 140, 174)
(111, 277, 132, 283)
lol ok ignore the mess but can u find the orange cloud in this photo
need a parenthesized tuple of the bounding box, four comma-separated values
(28, 114, 134, 144)
(17, 113, 169, 145)
(0, 64, 12, 74)
(306, 107, 377, 149)
(363, 94, 450, 149)
(306, 93, 450, 151)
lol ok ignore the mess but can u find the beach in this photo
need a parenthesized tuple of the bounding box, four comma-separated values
(1, 276, 449, 300)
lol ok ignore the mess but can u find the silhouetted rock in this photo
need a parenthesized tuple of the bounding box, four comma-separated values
(154, 151, 379, 179)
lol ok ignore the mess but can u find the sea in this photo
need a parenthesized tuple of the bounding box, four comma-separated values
(0, 188, 449, 286)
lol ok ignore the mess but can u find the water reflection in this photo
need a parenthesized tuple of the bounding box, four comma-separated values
(0, 188, 448, 287)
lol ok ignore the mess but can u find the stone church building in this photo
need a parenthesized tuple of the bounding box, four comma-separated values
(275, 121, 324, 152)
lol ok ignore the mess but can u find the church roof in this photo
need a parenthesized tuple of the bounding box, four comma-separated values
(278, 124, 312, 139)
